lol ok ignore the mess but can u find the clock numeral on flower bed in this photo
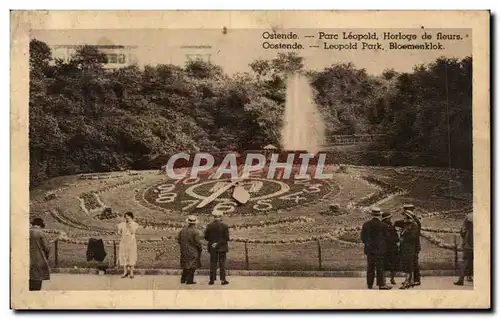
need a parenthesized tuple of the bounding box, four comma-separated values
(213, 200, 238, 214)
(303, 184, 322, 193)
(252, 199, 273, 211)
(293, 180, 323, 193)
(157, 184, 175, 192)
(279, 191, 307, 203)
(156, 192, 177, 203)
(181, 199, 200, 211)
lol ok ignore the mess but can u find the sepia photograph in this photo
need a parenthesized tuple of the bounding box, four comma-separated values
(11, 10, 490, 309)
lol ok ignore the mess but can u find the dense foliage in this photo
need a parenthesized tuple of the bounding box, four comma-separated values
(29, 39, 472, 187)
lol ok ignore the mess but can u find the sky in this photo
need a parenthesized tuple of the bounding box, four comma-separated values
(31, 28, 472, 75)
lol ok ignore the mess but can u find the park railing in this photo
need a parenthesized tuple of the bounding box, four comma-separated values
(49, 236, 461, 273)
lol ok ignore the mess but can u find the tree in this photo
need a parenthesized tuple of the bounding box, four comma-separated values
(29, 38, 473, 188)
(382, 68, 397, 80)
(29, 39, 52, 76)
(373, 56, 473, 169)
(72, 45, 108, 71)
(310, 62, 383, 137)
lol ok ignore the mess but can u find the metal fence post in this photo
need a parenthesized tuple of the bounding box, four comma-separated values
(54, 239, 59, 268)
(113, 240, 117, 267)
(317, 239, 323, 270)
(244, 242, 249, 270)
(453, 235, 458, 272)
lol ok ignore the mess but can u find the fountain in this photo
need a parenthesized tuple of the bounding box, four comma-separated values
(281, 73, 325, 154)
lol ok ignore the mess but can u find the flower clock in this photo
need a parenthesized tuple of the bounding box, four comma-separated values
(142, 175, 335, 216)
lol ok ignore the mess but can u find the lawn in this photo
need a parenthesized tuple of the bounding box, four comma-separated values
(32, 166, 471, 271)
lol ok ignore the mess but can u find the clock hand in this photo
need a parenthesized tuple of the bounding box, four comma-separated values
(196, 165, 251, 208)
(196, 179, 240, 208)
(233, 182, 250, 204)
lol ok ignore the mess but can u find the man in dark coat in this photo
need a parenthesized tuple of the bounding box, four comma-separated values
(361, 207, 392, 290)
(204, 210, 230, 285)
(177, 215, 203, 285)
(382, 212, 399, 285)
(395, 204, 421, 286)
(397, 210, 420, 289)
(455, 213, 473, 285)
(30, 218, 51, 291)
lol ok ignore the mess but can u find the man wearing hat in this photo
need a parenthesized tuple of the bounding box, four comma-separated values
(30, 217, 51, 291)
(360, 207, 392, 290)
(177, 215, 203, 285)
(382, 211, 400, 285)
(398, 209, 420, 289)
(454, 212, 473, 285)
(395, 204, 422, 286)
(204, 210, 230, 285)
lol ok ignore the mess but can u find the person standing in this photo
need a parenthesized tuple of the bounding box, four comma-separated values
(360, 207, 392, 290)
(177, 215, 203, 285)
(382, 212, 400, 285)
(454, 213, 474, 285)
(204, 211, 230, 285)
(29, 218, 51, 291)
(117, 212, 139, 279)
(404, 204, 421, 286)
(398, 210, 420, 289)
(395, 204, 421, 286)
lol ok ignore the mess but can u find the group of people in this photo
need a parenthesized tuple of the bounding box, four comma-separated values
(361, 204, 422, 290)
(116, 210, 230, 285)
(30, 202, 473, 291)
(28, 209, 231, 290)
(177, 211, 230, 285)
(361, 204, 475, 290)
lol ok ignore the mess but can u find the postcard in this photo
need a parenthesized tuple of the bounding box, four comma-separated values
(11, 10, 490, 309)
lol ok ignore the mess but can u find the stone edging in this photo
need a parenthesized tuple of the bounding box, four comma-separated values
(51, 267, 457, 277)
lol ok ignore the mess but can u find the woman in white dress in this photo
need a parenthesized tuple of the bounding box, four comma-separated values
(117, 212, 139, 278)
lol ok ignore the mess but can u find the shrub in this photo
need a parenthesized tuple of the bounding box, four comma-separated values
(44, 192, 56, 201)
(98, 207, 117, 220)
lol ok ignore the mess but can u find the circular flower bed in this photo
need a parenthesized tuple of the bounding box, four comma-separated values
(140, 176, 336, 216)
